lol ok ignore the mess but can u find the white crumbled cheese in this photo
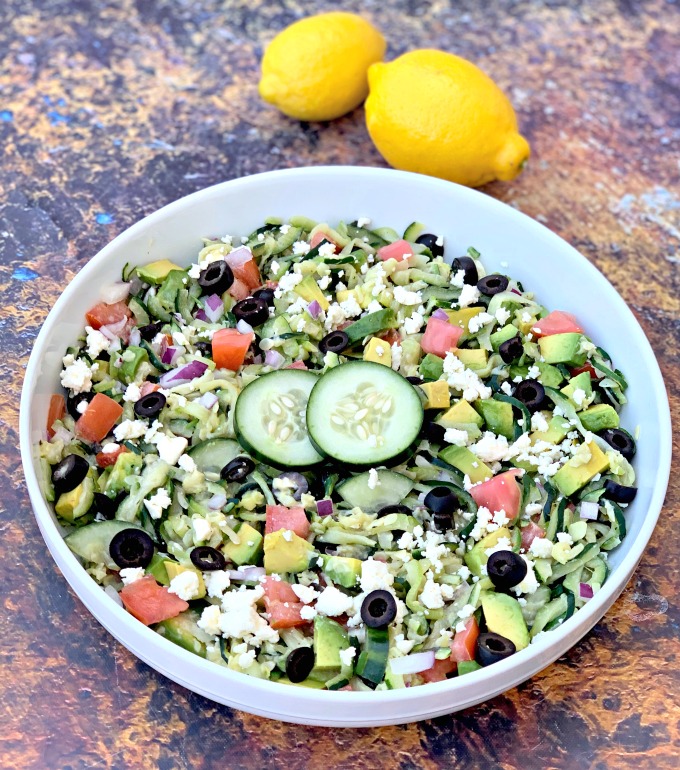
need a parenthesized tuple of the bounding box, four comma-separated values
(397, 531, 415, 551)
(500, 380, 513, 395)
(85, 326, 110, 358)
(204, 570, 231, 598)
(468, 311, 495, 334)
(292, 241, 310, 256)
(402, 311, 425, 335)
(529, 537, 554, 558)
(360, 558, 394, 592)
(315, 586, 354, 617)
(443, 352, 492, 401)
(570, 442, 592, 467)
(76, 400, 89, 414)
(192, 516, 213, 543)
(422, 533, 449, 573)
(291, 584, 319, 604)
(484, 535, 512, 557)
(197, 605, 223, 636)
(444, 428, 469, 446)
(339, 295, 363, 318)
(364, 299, 382, 315)
(220, 586, 278, 644)
(300, 605, 318, 620)
(394, 634, 415, 655)
(168, 570, 201, 601)
(324, 302, 348, 331)
(318, 241, 336, 258)
(572, 388, 587, 406)
(113, 419, 147, 441)
(177, 454, 197, 473)
(492, 510, 510, 526)
(457, 565, 471, 581)
(101, 442, 120, 454)
(120, 567, 145, 586)
(188, 263, 202, 279)
(530, 411, 550, 433)
(525, 503, 543, 517)
(556, 532, 574, 545)
(457, 603, 476, 620)
(281, 529, 294, 542)
(470, 432, 511, 462)
(276, 270, 304, 295)
(155, 434, 188, 466)
(393, 285, 423, 306)
(317, 274, 331, 290)
(357, 217, 371, 228)
(469, 506, 493, 541)
(123, 382, 142, 403)
(420, 578, 446, 609)
(367, 468, 381, 490)
(527, 365, 541, 380)
(279, 224, 291, 235)
(143, 419, 163, 444)
(60, 355, 93, 394)
(339, 646, 357, 667)
(237, 649, 257, 669)
(458, 283, 481, 307)
(495, 307, 511, 325)
(270, 260, 281, 275)
(390, 342, 402, 371)
(450, 269, 466, 288)
(521, 311, 532, 323)
(144, 487, 172, 520)
(513, 556, 539, 595)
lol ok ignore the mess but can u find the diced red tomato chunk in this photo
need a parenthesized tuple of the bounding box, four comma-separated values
(95, 444, 129, 467)
(212, 328, 253, 371)
(420, 656, 457, 683)
(520, 521, 546, 551)
(531, 311, 583, 338)
(570, 363, 600, 380)
(228, 277, 251, 301)
(420, 317, 464, 358)
(140, 381, 161, 397)
(469, 469, 523, 522)
(75, 393, 124, 443)
(262, 577, 307, 629)
(377, 239, 414, 263)
(310, 231, 337, 251)
(85, 301, 131, 330)
(120, 575, 189, 625)
(265, 505, 310, 539)
(47, 394, 66, 439)
(286, 360, 308, 370)
(262, 576, 300, 604)
(450, 617, 479, 663)
(225, 247, 262, 290)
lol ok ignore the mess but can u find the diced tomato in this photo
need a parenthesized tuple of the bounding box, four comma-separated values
(120, 575, 189, 625)
(450, 617, 479, 663)
(531, 311, 583, 338)
(46, 394, 66, 439)
(469, 469, 523, 521)
(286, 360, 308, 370)
(261, 577, 307, 629)
(379, 328, 401, 346)
(262, 576, 299, 604)
(140, 381, 161, 397)
(228, 278, 251, 301)
(520, 521, 546, 551)
(95, 444, 129, 467)
(225, 247, 262, 290)
(377, 239, 414, 263)
(420, 656, 457, 683)
(85, 301, 131, 330)
(310, 231, 337, 251)
(420, 317, 464, 358)
(75, 393, 124, 443)
(265, 505, 310, 539)
(570, 362, 600, 380)
(212, 327, 253, 371)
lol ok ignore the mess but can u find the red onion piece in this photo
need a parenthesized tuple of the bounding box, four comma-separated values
(286, 360, 308, 370)
(431, 308, 449, 320)
(199, 392, 219, 410)
(195, 309, 209, 322)
(389, 650, 436, 675)
(579, 501, 599, 520)
(99, 317, 128, 341)
(100, 282, 131, 304)
(225, 245, 253, 269)
(204, 294, 224, 323)
(159, 360, 208, 388)
(208, 493, 227, 510)
(307, 300, 322, 319)
(579, 582, 594, 599)
(161, 345, 184, 365)
(264, 349, 285, 369)
(316, 498, 334, 517)
(228, 566, 266, 581)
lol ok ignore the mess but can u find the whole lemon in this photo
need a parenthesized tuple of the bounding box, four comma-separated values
(259, 13, 386, 122)
(365, 50, 530, 187)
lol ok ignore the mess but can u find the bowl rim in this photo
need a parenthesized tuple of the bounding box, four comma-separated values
(19, 166, 673, 722)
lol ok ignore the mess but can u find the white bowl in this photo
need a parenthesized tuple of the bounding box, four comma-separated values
(20, 166, 672, 727)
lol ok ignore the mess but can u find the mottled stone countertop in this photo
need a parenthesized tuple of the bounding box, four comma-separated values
(1, 0, 678, 767)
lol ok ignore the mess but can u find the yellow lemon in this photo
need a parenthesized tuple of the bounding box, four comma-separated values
(365, 50, 530, 187)
(259, 12, 385, 122)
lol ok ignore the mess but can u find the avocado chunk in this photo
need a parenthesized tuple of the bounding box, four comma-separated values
(146, 552, 170, 586)
(481, 591, 530, 651)
(263, 529, 315, 574)
(363, 337, 392, 367)
(313, 616, 349, 670)
(105, 451, 143, 495)
(137, 259, 183, 285)
(437, 399, 484, 429)
(444, 307, 485, 337)
(155, 269, 189, 318)
(418, 380, 450, 409)
(439, 445, 493, 484)
(456, 348, 489, 372)
(538, 333, 588, 367)
(537, 362, 565, 388)
(553, 441, 610, 496)
(490, 324, 519, 351)
(475, 398, 514, 440)
(419, 353, 444, 381)
(530, 414, 571, 445)
(164, 561, 206, 599)
(156, 609, 207, 657)
(343, 308, 397, 345)
(457, 660, 483, 676)
(294, 275, 329, 311)
(55, 475, 95, 522)
(560, 371, 592, 409)
(465, 527, 512, 576)
(322, 555, 362, 588)
(579, 404, 620, 432)
(224, 522, 264, 566)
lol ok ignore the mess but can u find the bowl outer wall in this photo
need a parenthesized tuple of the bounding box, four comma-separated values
(20, 166, 672, 727)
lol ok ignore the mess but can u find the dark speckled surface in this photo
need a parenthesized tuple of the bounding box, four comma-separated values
(1, 0, 679, 767)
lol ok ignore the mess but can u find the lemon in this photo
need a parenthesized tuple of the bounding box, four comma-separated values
(365, 50, 530, 187)
(259, 13, 386, 122)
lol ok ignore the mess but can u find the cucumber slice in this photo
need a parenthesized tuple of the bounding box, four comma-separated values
(306, 362, 424, 467)
(234, 370, 324, 468)
(187, 438, 245, 475)
(337, 470, 414, 512)
(403, 221, 425, 241)
(65, 520, 146, 569)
